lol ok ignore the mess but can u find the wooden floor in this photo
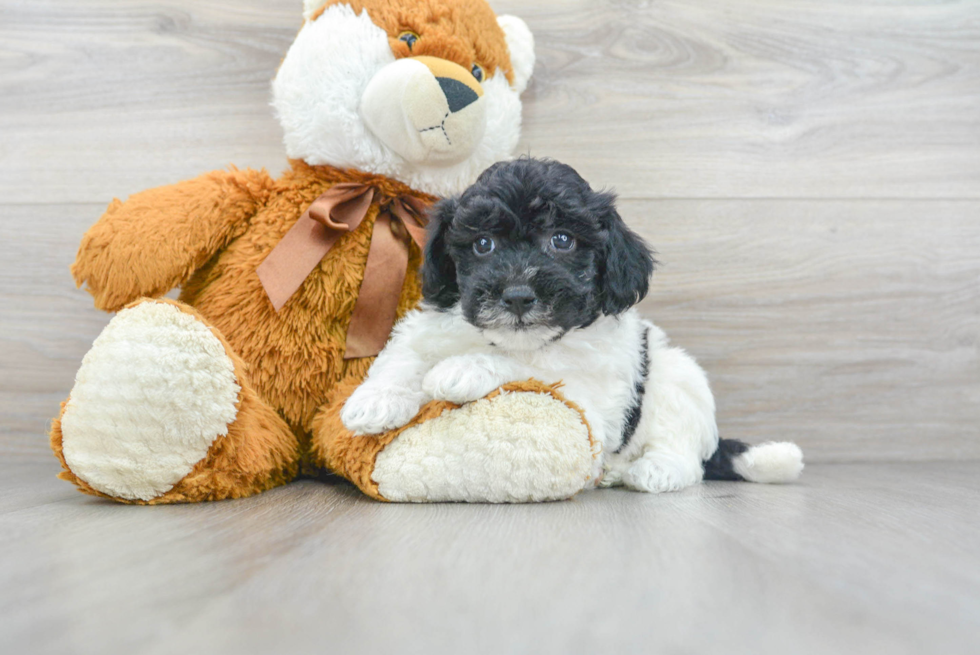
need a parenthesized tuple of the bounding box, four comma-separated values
(1, 460, 979, 655)
(1, 1, 979, 653)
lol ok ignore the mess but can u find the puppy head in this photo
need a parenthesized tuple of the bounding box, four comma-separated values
(422, 158, 655, 349)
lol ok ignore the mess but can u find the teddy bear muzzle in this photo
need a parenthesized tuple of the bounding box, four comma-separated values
(360, 55, 486, 166)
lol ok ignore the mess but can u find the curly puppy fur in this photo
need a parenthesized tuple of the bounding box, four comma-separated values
(341, 158, 802, 492)
(342, 159, 803, 492)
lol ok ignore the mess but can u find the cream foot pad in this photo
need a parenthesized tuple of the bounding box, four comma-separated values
(61, 301, 240, 501)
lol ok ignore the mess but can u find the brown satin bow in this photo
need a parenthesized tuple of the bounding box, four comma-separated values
(256, 182, 430, 359)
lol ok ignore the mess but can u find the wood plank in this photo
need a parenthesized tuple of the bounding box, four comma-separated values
(628, 198, 980, 461)
(3, 2, 979, 652)
(2, 200, 977, 462)
(0, 202, 110, 462)
(2, 462, 979, 654)
(1, 0, 978, 203)
(515, 0, 980, 198)
(0, 0, 295, 204)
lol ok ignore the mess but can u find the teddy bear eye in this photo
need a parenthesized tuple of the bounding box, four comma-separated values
(551, 232, 575, 251)
(398, 31, 419, 51)
(473, 236, 495, 255)
(471, 63, 485, 82)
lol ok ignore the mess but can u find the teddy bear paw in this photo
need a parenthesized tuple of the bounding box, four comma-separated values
(372, 388, 595, 503)
(59, 300, 241, 501)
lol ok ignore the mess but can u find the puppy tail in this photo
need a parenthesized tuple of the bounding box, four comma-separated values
(702, 439, 804, 484)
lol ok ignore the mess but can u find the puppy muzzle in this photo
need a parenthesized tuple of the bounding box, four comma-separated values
(360, 56, 486, 166)
(500, 285, 537, 318)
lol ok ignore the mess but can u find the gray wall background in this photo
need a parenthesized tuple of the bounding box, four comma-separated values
(2, 0, 978, 463)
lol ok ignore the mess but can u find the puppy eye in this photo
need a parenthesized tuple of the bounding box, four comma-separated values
(398, 31, 419, 51)
(473, 236, 495, 255)
(471, 63, 485, 82)
(551, 232, 575, 251)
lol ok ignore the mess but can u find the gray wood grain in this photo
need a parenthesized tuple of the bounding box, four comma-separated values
(516, 0, 980, 199)
(3, 2, 980, 651)
(630, 199, 980, 461)
(4, 200, 977, 462)
(2, 461, 979, 655)
(1, 0, 979, 202)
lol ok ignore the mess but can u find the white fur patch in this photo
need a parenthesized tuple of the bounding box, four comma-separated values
(373, 391, 595, 503)
(61, 302, 240, 501)
(733, 442, 805, 484)
(353, 300, 804, 495)
(497, 15, 535, 94)
(274, 6, 395, 180)
(303, 0, 327, 21)
(272, 5, 527, 197)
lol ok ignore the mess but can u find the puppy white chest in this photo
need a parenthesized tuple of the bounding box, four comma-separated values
(501, 313, 647, 451)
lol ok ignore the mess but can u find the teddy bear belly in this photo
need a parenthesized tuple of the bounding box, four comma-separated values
(178, 218, 422, 439)
(178, 280, 366, 438)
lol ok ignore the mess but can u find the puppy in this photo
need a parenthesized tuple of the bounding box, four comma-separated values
(341, 158, 803, 492)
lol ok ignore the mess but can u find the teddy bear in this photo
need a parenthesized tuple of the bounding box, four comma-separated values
(49, 0, 600, 504)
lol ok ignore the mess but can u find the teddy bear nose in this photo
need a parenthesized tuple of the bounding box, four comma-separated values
(359, 55, 486, 165)
(501, 285, 537, 317)
(436, 77, 479, 113)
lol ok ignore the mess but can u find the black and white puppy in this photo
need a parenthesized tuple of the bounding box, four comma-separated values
(342, 158, 803, 492)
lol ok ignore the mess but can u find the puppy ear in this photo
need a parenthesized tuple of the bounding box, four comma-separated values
(421, 198, 460, 309)
(597, 194, 655, 315)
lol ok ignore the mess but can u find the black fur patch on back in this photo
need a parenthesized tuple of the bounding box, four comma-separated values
(614, 329, 650, 454)
(702, 438, 750, 481)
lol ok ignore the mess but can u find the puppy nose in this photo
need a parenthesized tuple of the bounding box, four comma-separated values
(501, 285, 537, 317)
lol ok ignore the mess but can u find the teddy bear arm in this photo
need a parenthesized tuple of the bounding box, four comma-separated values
(72, 168, 274, 312)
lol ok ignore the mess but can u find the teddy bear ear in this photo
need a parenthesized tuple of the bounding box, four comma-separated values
(497, 15, 535, 94)
(303, 0, 328, 20)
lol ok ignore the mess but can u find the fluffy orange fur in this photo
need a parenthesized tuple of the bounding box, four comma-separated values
(56, 0, 528, 504)
(61, 163, 435, 502)
(311, 0, 514, 85)
(51, 299, 300, 504)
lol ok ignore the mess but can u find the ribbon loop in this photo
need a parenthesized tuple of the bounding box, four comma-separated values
(386, 196, 428, 248)
(308, 183, 375, 231)
(256, 182, 433, 359)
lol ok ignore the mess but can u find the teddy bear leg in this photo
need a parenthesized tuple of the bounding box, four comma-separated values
(50, 298, 299, 504)
(311, 378, 600, 503)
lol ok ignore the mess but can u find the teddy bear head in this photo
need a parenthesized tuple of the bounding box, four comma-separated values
(273, 0, 535, 197)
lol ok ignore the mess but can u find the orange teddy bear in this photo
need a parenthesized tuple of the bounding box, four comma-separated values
(50, 0, 599, 504)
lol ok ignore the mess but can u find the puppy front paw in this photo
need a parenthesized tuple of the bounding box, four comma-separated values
(422, 355, 506, 404)
(341, 385, 423, 435)
(623, 454, 701, 494)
